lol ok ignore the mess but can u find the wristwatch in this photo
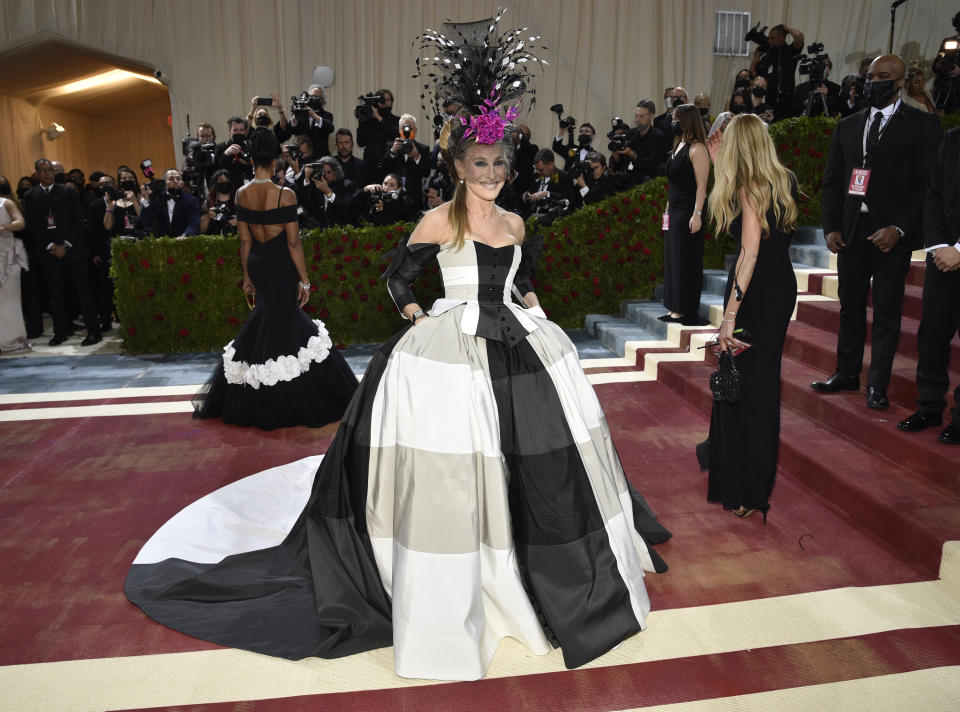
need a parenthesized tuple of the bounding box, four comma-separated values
(409, 308, 427, 321)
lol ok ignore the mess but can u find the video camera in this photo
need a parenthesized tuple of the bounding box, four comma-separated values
(290, 91, 324, 122)
(528, 192, 571, 226)
(935, 37, 960, 78)
(798, 42, 830, 83)
(607, 116, 633, 153)
(366, 187, 401, 203)
(355, 92, 383, 121)
(744, 22, 769, 50)
(550, 103, 576, 131)
(181, 137, 215, 168)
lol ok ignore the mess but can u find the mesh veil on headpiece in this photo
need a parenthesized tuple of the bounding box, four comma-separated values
(413, 8, 548, 148)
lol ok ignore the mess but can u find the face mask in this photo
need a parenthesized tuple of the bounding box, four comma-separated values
(120, 180, 137, 192)
(17, 187, 30, 199)
(735, 77, 751, 88)
(166, 187, 183, 199)
(255, 115, 271, 127)
(863, 78, 900, 109)
(54, 174, 66, 184)
(672, 121, 683, 136)
(230, 134, 246, 146)
(752, 87, 766, 98)
(216, 182, 232, 194)
(577, 133, 592, 147)
(699, 107, 710, 117)
(0, 182, 10, 196)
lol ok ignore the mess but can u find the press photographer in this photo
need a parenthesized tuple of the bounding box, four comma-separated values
(288, 85, 333, 156)
(838, 73, 867, 117)
(606, 117, 640, 186)
(522, 148, 577, 223)
(300, 157, 362, 228)
(575, 151, 628, 205)
(932, 11, 960, 114)
(748, 22, 805, 119)
(199, 170, 238, 236)
(511, 124, 538, 196)
(137, 168, 201, 238)
(181, 131, 216, 198)
(248, 92, 290, 141)
(379, 114, 430, 208)
(356, 89, 399, 172)
(362, 173, 416, 226)
(790, 47, 840, 117)
(214, 116, 253, 188)
(550, 104, 596, 171)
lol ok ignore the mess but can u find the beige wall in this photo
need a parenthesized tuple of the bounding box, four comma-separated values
(0, 93, 174, 181)
(0, 0, 952, 176)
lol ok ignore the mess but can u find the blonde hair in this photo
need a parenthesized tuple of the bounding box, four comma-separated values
(708, 113, 798, 238)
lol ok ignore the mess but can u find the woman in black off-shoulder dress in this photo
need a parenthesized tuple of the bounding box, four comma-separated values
(192, 128, 357, 430)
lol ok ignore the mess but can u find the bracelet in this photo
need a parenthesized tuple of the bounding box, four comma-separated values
(298, 281, 310, 290)
(694, 208, 702, 215)
(725, 311, 737, 316)
(721, 317, 736, 322)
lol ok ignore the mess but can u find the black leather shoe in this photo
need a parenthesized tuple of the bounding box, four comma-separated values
(897, 411, 942, 432)
(866, 386, 889, 410)
(939, 423, 960, 444)
(810, 373, 860, 393)
(80, 333, 102, 347)
(48, 334, 68, 346)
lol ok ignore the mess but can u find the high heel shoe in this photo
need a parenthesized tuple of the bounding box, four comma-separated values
(733, 503, 770, 524)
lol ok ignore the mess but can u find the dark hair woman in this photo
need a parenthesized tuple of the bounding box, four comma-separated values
(660, 103, 710, 324)
(199, 169, 238, 235)
(190, 127, 357, 429)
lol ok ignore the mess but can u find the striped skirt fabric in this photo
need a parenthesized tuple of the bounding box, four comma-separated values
(126, 305, 670, 681)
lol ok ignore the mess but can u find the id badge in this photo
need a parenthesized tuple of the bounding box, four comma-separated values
(46, 213, 56, 230)
(662, 212, 670, 231)
(848, 168, 871, 197)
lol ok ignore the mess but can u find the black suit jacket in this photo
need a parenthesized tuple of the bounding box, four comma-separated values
(138, 193, 201, 237)
(214, 140, 254, 188)
(22, 183, 87, 263)
(287, 110, 334, 156)
(821, 103, 942, 250)
(582, 172, 629, 205)
(924, 127, 960, 249)
(379, 141, 431, 206)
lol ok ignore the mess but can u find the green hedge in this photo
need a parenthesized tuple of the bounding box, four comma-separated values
(112, 115, 954, 353)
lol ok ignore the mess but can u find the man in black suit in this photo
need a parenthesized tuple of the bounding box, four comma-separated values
(287, 85, 334, 157)
(138, 169, 201, 238)
(789, 55, 842, 117)
(214, 116, 254, 188)
(631, 100, 670, 181)
(812, 55, 943, 409)
(523, 148, 580, 217)
(333, 129, 373, 187)
(300, 158, 362, 228)
(575, 152, 629, 205)
(21, 159, 100, 346)
(897, 128, 960, 443)
(378, 114, 430, 209)
(552, 122, 597, 172)
(357, 89, 399, 175)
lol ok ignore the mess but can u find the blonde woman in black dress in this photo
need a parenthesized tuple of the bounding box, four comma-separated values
(704, 113, 799, 521)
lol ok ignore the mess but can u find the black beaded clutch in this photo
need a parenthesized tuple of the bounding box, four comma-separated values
(709, 348, 743, 404)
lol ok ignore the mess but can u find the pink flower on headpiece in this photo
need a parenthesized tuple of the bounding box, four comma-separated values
(461, 89, 521, 144)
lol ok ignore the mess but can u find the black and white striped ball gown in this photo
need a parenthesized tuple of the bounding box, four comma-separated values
(126, 236, 671, 681)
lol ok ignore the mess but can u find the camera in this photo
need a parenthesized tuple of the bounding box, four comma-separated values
(211, 203, 233, 221)
(181, 137, 216, 168)
(744, 22, 769, 50)
(528, 193, 571, 225)
(607, 117, 632, 152)
(550, 103, 576, 131)
(398, 124, 415, 154)
(935, 38, 960, 77)
(567, 160, 587, 179)
(290, 91, 323, 121)
(354, 92, 383, 121)
(255, 96, 273, 106)
(798, 42, 829, 83)
(367, 187, 400, 203)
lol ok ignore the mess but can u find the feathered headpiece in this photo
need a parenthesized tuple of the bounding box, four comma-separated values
(413, 8, 548, 146)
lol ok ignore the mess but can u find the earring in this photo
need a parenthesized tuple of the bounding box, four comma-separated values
(459, 179, 464, 184)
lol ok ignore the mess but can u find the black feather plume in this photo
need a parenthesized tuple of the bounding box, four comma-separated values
(412, 8, 549, 126)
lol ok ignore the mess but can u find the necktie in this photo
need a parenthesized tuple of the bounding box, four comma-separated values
(865, 111, 882, 166)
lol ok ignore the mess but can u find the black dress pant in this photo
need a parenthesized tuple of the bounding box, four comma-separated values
(916, 253, 960, 424)
(836, 213, 912, 389)
(20, 261, 46, 338)
(90, 258, 114, 329)
(43, 258, 99, 338)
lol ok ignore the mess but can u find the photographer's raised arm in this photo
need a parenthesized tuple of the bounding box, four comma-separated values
(784, 25, 805, 49)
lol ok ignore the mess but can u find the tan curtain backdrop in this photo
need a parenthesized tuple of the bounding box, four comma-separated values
(0, 0, 952, 179)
